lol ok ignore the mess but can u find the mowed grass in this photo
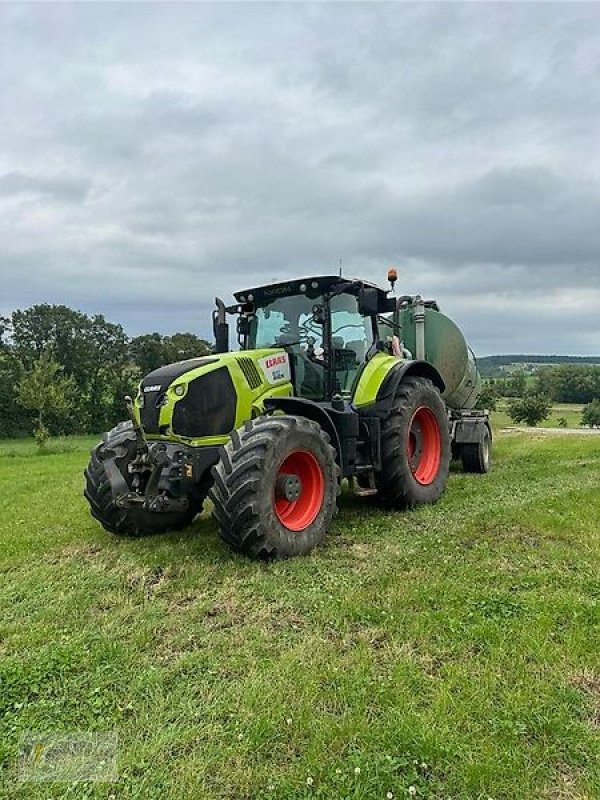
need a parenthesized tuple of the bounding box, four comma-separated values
(0, 424, 599, 800)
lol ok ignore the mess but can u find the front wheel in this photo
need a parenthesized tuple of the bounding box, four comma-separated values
(84, 421, 203, 536)
(376, 376, 451, 508)
(209, 415, 339, 559)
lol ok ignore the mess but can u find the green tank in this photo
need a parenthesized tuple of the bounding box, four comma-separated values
(381, 297, 481, 410)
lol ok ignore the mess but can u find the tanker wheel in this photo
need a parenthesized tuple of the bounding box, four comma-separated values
(376, 376, 451, 508)
(209, 415, 339, 560)
(461, 427, 492, 474)
(84, 421, 204, 537)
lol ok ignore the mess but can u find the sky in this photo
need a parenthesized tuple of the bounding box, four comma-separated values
(1, 3, 599, 356)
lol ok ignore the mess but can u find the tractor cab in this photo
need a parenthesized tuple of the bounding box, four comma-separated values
(228, 275, 394, 401)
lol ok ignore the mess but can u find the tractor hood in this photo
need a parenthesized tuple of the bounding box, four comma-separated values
(135, 350, 293, 443)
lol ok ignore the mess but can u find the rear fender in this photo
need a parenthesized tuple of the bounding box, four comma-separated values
(452, 415, 492, 445)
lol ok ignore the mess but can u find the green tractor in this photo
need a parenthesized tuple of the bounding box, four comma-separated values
(84, 272, 491, 559)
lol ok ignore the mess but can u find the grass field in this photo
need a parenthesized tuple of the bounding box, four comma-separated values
(0, 420, 599, 799)
(492, 401, 585, 430)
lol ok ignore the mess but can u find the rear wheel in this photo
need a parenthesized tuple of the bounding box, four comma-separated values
(84, 421, 203, 536)
(461, 427, 492, 473)
(210, 415, 339, 559)
(376, 376, 451, 508)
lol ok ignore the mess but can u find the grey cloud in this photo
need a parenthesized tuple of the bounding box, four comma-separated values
(0, 171, 90, 202)
(371, 166, 600, 269)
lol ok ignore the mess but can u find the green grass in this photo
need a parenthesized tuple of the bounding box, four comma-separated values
(0, 436, 98, 459)
(0, 430, 599, 799)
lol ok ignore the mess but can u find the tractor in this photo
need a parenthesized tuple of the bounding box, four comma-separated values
(84, 271, 491, 559)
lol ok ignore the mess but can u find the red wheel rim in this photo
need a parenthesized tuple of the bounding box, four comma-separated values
(274, 450, 325, 531)
(407, 406, 441, 485)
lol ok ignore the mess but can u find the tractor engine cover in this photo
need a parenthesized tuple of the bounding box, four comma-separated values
(139, 357, 236, 438)
(135, 349, 293, 442)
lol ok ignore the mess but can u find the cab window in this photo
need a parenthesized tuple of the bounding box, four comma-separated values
(330, 293, 374, 396)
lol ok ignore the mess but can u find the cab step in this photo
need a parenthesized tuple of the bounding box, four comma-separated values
(353, 487, 378, 497)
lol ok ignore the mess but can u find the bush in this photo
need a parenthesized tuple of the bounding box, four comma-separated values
(16, 350, 75, 448)
(581, 399, 600, 428)
(507, 392, 551, 427)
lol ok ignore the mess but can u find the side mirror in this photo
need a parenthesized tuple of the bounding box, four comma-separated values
(358, 287, 379, 316)
(213, 319, 229, 353)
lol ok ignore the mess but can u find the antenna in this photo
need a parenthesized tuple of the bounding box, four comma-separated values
(339, 258, 343, 277)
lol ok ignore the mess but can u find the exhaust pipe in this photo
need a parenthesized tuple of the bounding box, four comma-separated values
(413, 296, 426, 360)
(213, 297, 230, 353)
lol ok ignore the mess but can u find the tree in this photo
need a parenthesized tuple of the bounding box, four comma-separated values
(2, 304, 217, 439)
(130, 332, 211, 375)
(0, 350, 26, 437)
(582, 399, 600, 428)
(508, 368, 526, 397)
(129, 333, 165, 375)
(536, 364, 600, 404)
(0, 316, 10, 350)
(163, 332, 211, 363)
(16, 350, 75, 447)
(11, 304, 129, 433)
(507, 392, 551, 427)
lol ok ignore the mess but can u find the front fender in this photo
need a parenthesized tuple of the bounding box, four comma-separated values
(376, 360, 445, 411)
(262, 397, 342, 460)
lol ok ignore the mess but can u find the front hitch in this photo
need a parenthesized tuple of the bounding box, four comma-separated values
(115, 441, 189, 514)
(112, 397, 189, 513)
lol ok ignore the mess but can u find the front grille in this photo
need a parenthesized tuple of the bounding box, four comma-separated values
(236, 357, 262, 390)
(172, 367, 236, 438)
(139, 358, 219, 435)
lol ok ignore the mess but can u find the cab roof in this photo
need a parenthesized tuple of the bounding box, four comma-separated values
(234, 275, 389, 305)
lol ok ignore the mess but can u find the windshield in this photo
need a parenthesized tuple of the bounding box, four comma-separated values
(246, 290, 375, 400)
(248, 294, 323, 349)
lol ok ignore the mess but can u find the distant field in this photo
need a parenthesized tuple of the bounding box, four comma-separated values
(492, 401, 586, 430)
(0, 428, 599, 799)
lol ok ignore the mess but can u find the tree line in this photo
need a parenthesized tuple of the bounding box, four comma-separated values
(2, 304, 599, 439)
(477, 354, 600, 378)
(0, 304, 211, 440)
(478, 364, 600, 427)
(484, 364, 600, 405)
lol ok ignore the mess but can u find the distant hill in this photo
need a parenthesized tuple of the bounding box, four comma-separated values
(477, 354, 600, 377)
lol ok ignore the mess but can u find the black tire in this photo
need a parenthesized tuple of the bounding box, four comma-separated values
(461, 426, 492, 473)
(209, 415, 339, 560)
(376, 376, 451, 508)
(84, 421, 203, 537)
(451, 442, 463, 462)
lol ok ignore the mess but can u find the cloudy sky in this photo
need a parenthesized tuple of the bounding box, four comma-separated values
(1, 3, 599, 355)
